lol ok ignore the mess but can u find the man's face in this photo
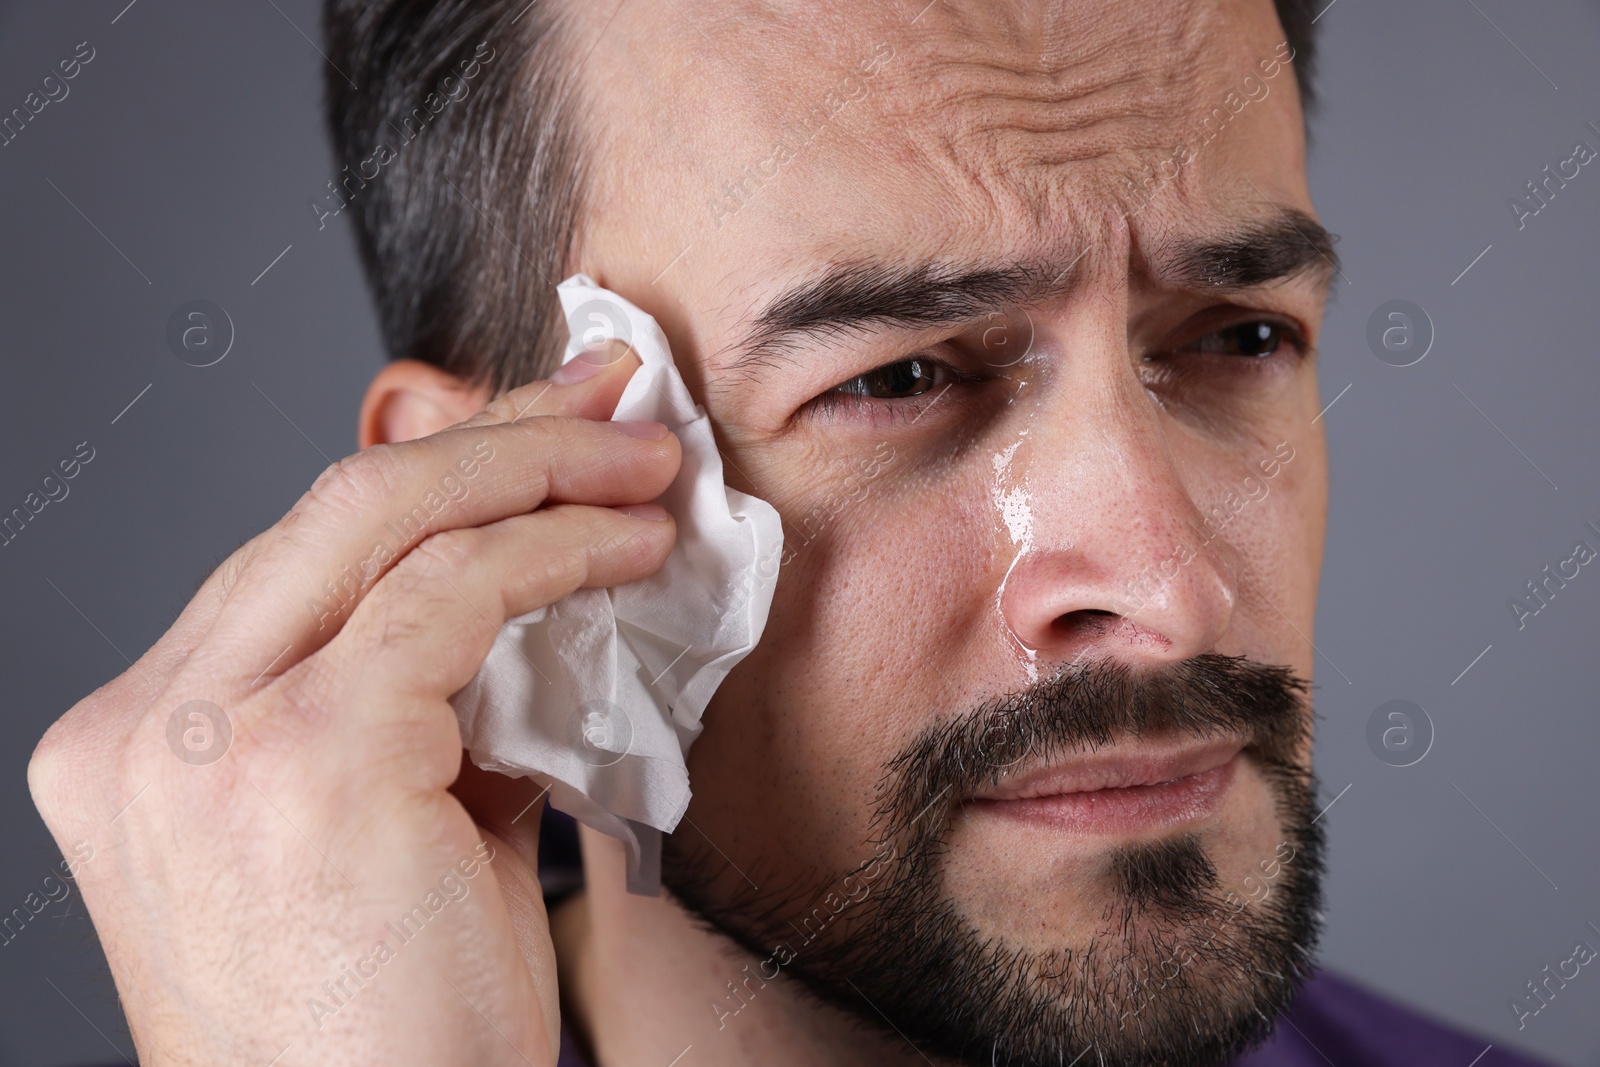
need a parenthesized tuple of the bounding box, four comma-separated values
(572, 0, 1331, 1061)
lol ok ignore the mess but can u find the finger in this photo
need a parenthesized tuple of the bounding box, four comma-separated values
(168, 340, 642, 698)
(318, 502, 675, 707)
(175, 420, 679, 706)
(467, 340, 643, 426)
(182, 343, 642, 696)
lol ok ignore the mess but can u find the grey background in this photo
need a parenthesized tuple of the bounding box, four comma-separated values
(1, 0, 1597, 1064)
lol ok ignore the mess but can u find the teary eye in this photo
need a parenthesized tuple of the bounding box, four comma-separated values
(1184, 320, 1294, 358)
(832, 358, 944, 398)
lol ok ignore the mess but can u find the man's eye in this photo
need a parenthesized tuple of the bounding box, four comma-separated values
(833, 358, 944, 398)
(1184, 321, 1295, 358)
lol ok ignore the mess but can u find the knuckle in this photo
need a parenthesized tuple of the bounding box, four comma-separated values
(406, 528, 479, 582)
(375, 604, 433, 655)
(28, 684, 132, 825)
(604, 519, 673, 571)
(345, 562, 481, 666)
(356, 579, 434, 650)
(27, 716, 81, 826)
(482, 386, 541, 423)
(534, 543, 589, 594)
(492, 417, 562, 491)
(388, 612, 486, 690)
(194, 527, 274, 602)
(533, 419, 585, 474)
(214, 532, 267, 597)
(608, 524, 665, 575)
(300, 447, 405, 520)
(526, 413, 589, 450)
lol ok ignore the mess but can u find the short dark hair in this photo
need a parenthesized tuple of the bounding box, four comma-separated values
(323, 0, 1318, 396)
(324, 0, 590, 396)
(1273, 0, 1321, 112)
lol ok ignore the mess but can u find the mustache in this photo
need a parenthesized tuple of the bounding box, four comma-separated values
(873, 653, 1311, 843)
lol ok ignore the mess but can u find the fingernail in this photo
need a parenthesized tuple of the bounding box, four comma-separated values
(550, 350, 609, 384)
(618, 503, 670, 522)
(613, 420, 669, 440)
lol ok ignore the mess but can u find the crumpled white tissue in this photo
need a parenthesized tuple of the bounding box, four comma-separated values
(449, 274, 783, 895)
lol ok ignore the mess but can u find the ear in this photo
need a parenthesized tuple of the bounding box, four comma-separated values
(359, 360, 493, 449)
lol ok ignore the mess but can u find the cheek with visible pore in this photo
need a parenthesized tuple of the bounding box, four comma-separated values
(685, 463, 1011, 880)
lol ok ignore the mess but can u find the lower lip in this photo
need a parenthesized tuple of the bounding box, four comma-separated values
(968, 754, 1239, 834)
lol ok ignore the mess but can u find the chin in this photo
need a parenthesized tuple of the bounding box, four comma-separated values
(663, 655, 1326, 1067)
(943, 750, 1289, 950)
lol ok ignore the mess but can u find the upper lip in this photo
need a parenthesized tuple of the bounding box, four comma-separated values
(969, 735, 1248, 802)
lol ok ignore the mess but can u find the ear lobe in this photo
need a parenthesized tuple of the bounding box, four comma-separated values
(359, 359, 492, 448)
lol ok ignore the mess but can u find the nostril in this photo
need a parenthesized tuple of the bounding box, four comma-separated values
(1051, 609, 1171, 653)
(1047, 608, 1115, 646)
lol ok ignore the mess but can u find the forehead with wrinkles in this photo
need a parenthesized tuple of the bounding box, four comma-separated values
(573, 0, 1305, 353)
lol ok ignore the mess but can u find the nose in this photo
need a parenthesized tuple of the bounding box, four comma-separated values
(996, 370, 1239, 670)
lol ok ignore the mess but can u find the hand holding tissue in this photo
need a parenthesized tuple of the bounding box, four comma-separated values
(449, 275, 784, 895)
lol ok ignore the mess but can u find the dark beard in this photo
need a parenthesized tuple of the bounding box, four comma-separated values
(664, 653, 1325, 1067)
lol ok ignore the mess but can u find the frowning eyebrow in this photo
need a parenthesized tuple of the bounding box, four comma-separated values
(1160, 209, 1341, 292)
(726, 210, 1338, 370)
